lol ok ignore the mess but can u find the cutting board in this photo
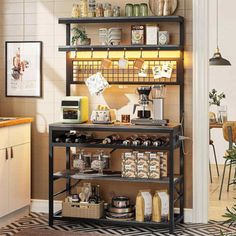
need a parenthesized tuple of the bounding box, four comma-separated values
(149, 0, 178, 16)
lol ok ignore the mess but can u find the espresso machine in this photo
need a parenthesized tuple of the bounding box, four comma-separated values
(131, 86, 168, 126)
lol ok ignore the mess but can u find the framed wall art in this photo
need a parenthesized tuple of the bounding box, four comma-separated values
(5, 41, 42, 97)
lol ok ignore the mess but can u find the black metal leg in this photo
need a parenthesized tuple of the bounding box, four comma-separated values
(209, 160, 213, 183)
(66, 147, 71, 195)
(49, 129, 54, 226)
(169, 133, 175, 234)
(219, 160, 227, 200)
(211, 144, 220, 177)
(227, 161, 232, 192)
(179, 141, 184, 223)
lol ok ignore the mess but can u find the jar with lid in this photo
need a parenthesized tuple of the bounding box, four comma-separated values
(96, 3, 104, 17)
(79, 0, 88, 17)
(125, 4, 133, 17)
(113, 6, 121, 17)
(133, 4, 140, 17)
(72, 150, 85, 173)
(104, 3, 113, 17)
(140, 3, 148, 16)
(72, 4, 80, 18)
(91, 150, 106, 174)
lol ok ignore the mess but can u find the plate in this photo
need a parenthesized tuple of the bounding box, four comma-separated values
(106, 216, 135, 221)
(149, 0, 178, 16)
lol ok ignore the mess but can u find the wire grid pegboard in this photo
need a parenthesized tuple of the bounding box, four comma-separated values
(72, 58, 178, 84)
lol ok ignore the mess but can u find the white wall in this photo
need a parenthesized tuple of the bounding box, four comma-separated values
(209, 0, 236, 164)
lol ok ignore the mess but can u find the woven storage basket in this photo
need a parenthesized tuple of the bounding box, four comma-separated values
(62, 199, 104, 219)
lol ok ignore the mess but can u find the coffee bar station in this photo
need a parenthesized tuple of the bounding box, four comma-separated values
(49, 6, 185, 234)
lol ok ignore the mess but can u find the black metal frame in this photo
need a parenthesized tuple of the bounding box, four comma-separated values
(52, 15, 185, 234)
(49, 123, 184, 234)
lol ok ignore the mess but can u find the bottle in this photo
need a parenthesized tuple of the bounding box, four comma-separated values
(152, 191, 162, 222)
(65, 131, 76, 143)
(95, 185, 101, 203)
(102, 134, 121, 144)
(136, 191, 144, 222)
(132, 137, 142, 146)
(88, 186, 97, 204)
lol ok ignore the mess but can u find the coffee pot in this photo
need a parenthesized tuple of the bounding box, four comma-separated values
(133, 86, 152, 119)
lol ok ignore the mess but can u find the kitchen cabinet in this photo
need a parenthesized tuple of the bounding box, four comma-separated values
(0, 123, 31, 218)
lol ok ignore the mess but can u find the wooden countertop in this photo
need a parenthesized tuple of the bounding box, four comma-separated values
(0, 117, 33, 128)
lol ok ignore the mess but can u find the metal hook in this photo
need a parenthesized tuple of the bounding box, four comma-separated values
(74, 49, 77, 59)
(140, 48, 143, 58)
(107, 48, 110, 59)
(123, 48, 126, 58)
(91, 48, 94, 59)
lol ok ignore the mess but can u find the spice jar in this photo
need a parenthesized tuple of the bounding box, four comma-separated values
(104, 3, 113, 17)
(96, 3, 104, 17)
(72, 4, 80, 18)
(88, 0, 96, 17)
(113, 6, 121, 17)
(79, 0, 88, 17)
(125, 4, 133, 17)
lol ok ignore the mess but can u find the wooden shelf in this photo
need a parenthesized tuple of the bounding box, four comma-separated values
(59, 44, 183, 52)
(53, 170, 183, 185)
(59, 16, 184, 24)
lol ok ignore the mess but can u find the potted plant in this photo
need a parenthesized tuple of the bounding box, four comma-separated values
(209, 89, 226, 123)
(71, 27, 91, 46)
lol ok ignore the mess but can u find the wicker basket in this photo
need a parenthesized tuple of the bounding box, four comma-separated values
(62, 199, 104, 219)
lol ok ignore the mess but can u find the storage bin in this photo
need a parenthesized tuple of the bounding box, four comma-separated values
(62, 199, 104, 219)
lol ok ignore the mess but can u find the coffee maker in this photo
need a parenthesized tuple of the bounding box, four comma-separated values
(133, 86, 152, 119)
(131, 86, 168, 126)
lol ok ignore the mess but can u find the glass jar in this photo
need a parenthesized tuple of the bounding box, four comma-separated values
(217, 105, 228, 123)
(133, 4, 140, 17)
(96, 3, 104, 17)
(72, 4, 80, 18)
(113, 6, 121, 17)
(140, 3, 148, 16)
(73, 152, 85, 173)
(125, 4, 133, 17)
(79, 0, 88, 17)
(104, 3, 113, 17)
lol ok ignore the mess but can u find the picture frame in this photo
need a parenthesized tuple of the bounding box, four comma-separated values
(5, 41, 42, 97)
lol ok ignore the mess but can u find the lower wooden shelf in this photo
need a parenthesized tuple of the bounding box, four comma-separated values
(53, 212, 183, 228)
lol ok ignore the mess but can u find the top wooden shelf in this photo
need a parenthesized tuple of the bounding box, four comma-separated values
(58, 16, 184, 24)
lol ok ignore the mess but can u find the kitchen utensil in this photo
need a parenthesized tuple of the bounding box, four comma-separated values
(106, 211, 134, 218)
(149, 0, 178, 16)
(108, 205, 134, 213)
(112, 196, 130, 208)
(132, 86, 152, 119)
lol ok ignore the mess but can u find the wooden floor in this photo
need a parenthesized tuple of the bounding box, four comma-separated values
(209, 164, 236, 221)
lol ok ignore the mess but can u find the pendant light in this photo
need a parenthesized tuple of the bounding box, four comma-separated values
(209, 0, 231, 66)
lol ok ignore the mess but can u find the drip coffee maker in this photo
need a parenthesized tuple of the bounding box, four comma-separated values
(133, 86, 152, 119)
(131, 86, 168, 126)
